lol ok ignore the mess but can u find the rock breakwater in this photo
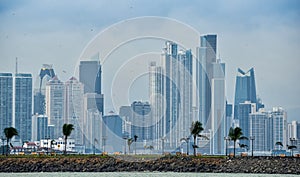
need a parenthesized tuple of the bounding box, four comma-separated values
(0, 156, 299, 174)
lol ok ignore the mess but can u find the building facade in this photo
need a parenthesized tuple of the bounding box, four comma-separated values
(64, 77, 84, 145)
(46, 76, 65, 139)
(14, 73, 32, 142)
(0, 73, 13, 136)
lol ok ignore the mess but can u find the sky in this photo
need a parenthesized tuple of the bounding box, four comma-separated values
(0, 0, 299, 121)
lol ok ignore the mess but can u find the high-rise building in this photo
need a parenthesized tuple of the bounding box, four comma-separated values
(64, 77, 84, 145)
(249, 110, 270, 152)
(32, 114, 48, 141)
(79, 60, 104, 115)
(131, 101, 152, 142)
(196, 35, 217, 128)
(102, 112, 123, 153)
(225, 102, 233, 136)
(14, 73, 32, 142)
(45, 76, 65, 138)
(162, 41, 193, 148)
(196, 35, 226, 154)
(270, 107, 287, 150)
(34, 64, 56, 115)
(149, 62, 165, 148)
(79, 61, 102, 94)
(83, 93, 103, 153)
(233, 68, 257, 119)
(211, 61, 226, 154)
(0, 73, 13, 136)
(237, 101, 256, 147)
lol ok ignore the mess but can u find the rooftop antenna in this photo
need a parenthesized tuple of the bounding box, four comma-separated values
(15, 57, 18, 74)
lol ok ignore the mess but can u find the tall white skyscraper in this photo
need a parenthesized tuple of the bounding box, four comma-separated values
(64, 77, 84, 145)
(149, 61, 165, 149)
(211, 61, 225, 154)
(270, 107, 287, 150)
(83, 93, 103, 153)
(162, 41, 193, 149)
(196, 35, 226, 154)
(249, 110, 270, 152)
(46, 76, 64, 138)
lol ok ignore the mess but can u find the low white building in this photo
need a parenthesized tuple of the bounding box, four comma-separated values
(40, 137, 75, 152)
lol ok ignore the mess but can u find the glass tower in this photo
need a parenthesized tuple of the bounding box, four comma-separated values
(234, 68, 257, 119)
(0, 73, 13, 136)
(15, 73, 33, 142)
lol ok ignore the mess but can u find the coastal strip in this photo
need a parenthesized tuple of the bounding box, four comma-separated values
(0, 156, 299, 174)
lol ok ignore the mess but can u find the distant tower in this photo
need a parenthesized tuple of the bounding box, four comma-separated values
(233, 68, 257, 119)
(64, 77, 84, 145)
(79, 61, 102, 94)
(46, 76, 64, 138)
(14, 73, 33, 142)
(33, 64, 56, 115)
(79, 60, 104, 114)
(0, 73, 13, 136)
(149, 61, 164, 149)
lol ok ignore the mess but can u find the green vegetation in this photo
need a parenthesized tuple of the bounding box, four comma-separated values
(62, 124, 74, 155)
(4, 127, 18, 156)
(228, 127, 248, 157)
(190, 121, 208, 156)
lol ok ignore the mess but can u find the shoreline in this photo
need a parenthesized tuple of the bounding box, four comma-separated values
(0, 155, 299, 174)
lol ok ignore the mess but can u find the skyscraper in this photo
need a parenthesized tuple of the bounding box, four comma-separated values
(249, 110, 270, 152)
(32, 114, 48, 141)
(0, 73, 13, 136)
(211, 61, 226, 154)
(131, 101, 152, 141)
(196, 35, 217, 127)
(34, 64, 56, 115)
(233, 68, 257, 119)
(270, 107, 287, 150)
(79, 60, 104, 115)
(102, 112, 123, 153)
(237, 101, 256, 147)
(149, 62, 165, 148)
(14, 73, 32, 142)
(196, 34, 226, 154)
(83, 93, 103, 153)
(79, 61, 102, 94)
(46, 76, 64, 138)
(64, 77, 84, 145)
(162, 41, 193, 148)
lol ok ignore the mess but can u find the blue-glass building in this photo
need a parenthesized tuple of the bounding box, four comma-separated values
(234, 68, 257, 119)
(79, 60, 103, 114)
(15, 73, 32, 142)
(0, 73, 13, 136)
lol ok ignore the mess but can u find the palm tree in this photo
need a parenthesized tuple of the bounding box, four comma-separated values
(62, 124, 74, 155)
(190, 121, 207, 156)
(3, 127, 18, 156)
(228, 127, 248, 157)
(127, 138, 133, 154)
(134, 135, 138, 155)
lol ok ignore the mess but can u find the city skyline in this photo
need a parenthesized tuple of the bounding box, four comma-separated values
(0, 0, 299, 122)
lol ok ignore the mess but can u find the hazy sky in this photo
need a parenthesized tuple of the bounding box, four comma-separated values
(0, 0, 299, 121)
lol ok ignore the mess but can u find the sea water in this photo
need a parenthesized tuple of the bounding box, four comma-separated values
(0, 172, 297, 177)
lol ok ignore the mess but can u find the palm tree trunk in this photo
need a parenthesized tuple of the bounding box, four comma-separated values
(6, 139, 9, 156)
(233, 140, 236, 157)
(64, 136, 67, 155)
(193, 135, 196, 156)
